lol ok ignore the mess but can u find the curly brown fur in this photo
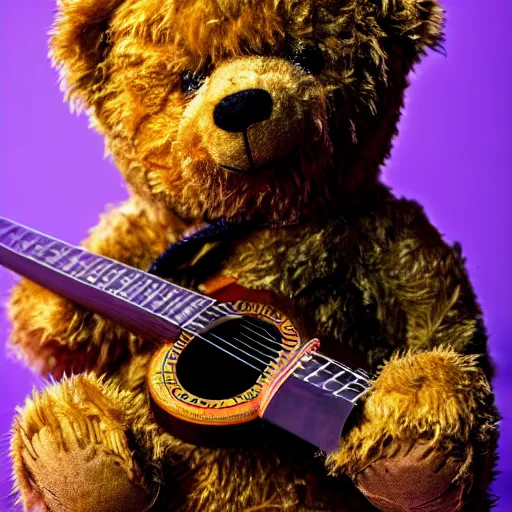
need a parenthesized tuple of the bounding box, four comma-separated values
(11, 374, 154, 512)
(50, 0, 443, 224)
(6, 0, 500, 511)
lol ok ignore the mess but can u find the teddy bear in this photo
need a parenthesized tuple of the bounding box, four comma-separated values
(6, 0, 500, 510)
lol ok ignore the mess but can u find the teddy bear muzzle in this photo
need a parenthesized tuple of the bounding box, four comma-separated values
(178, 56, 325, 175)
(213, 89, 273, 134)
(212, 88, 275, 173)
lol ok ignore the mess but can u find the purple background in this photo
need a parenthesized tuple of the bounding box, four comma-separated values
(0, 0, 510, 509)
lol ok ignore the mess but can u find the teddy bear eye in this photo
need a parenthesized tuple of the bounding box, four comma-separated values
(181, 70, 206, 95)
(288, 44, 325, 76)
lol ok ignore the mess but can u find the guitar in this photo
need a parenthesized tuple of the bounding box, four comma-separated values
(0, 217, 371, 454)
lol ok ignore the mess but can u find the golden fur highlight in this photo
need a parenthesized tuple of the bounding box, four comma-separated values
(11, 374, 153, 512)
(49, 0, 444, 225)
(7, 1, 500, 511)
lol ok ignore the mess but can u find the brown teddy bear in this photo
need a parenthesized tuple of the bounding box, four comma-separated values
(7, 0, 499, 511)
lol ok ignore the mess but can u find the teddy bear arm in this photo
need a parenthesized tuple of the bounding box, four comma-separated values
(7, 195, 186, 378)
(368, 201, 494, 375)
(329, 347, 499, 511)
(327, 212, 499, 510)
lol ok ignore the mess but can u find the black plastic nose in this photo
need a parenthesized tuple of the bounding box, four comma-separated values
(213, 88, 273, 133)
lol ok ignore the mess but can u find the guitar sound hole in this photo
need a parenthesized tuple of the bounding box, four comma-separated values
(176, 316, 283, 400)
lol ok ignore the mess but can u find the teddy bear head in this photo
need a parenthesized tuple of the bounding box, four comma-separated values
(50, 0, 443, 225)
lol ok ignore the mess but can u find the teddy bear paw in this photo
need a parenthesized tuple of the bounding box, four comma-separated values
(11, 376, 154, 512)
(354, 441, 465, 512)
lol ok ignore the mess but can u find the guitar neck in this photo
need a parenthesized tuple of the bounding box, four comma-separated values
(1, 217, 372, 453)
(262, 348, 371, 454)
(0, 217, 215, 341)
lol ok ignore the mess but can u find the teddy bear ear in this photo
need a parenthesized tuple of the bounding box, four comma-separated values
(49, 0, 124, 110)
(384, 0, 445, 63)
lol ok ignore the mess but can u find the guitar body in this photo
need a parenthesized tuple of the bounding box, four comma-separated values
(0, 218, 371, 453)
(148, 299, 303, 427)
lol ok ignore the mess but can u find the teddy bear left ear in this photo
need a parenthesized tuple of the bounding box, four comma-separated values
(383, 0, 445, 63)
(49, 0, 125, 110)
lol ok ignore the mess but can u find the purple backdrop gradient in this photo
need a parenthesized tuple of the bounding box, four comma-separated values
(0, 0, 510, 509)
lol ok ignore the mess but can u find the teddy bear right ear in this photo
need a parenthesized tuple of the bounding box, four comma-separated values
(49, 0, 124, 111)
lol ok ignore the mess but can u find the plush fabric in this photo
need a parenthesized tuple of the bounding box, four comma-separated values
(7, 1, 499, 510)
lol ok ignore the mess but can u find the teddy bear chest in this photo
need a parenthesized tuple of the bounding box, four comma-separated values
(202, 229, 394, 371)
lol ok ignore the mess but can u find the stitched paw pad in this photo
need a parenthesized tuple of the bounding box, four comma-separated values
(355, 442, 464, 512)
(11, 376, 153, 512)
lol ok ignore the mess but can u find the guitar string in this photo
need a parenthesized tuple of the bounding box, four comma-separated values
(206, 304, 287, 352)
(9, 250, 365, 383)
(239, 319, 284, 348)
(3, 228, 288, 373)
(207, 332, 273, 367)
(167, 323, 369, 393)
(237, 330, 281, 356)
(183, 328, 289, 373)
(240, 316, 280, 338)
(179, 326, 266, 372)
(211, 312, 285, 353)
(207, 308, 289, 361)
(231, 335, 280, 362)
(173, 307, 287, 372)
(178, 306, 277, 371)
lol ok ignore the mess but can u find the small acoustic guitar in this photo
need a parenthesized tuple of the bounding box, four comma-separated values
(0, 217, 371, 454)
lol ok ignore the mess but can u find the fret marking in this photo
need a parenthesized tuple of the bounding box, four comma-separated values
(181, 302, 213, 328)
(19, 236, 43, 254)
(295, 353, 370, 404)
(139, 282, 169, 308)
(0, 220, 216, 331)
(85, 261, 117, 284)
(0, 222, 18, 239)
(157, 292, 186, 317)
(47, 246, 77, 267)
(115, 272, 143, 296)
(102, 268, 127, 290)
(65, 254, 102, 277)
(127, 277, 153, 302)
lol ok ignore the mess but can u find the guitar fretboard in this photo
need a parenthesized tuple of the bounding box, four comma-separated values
(261, 347, 372, 454)
(0, 218, 215, 340)
(293, 351, 371, 404)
